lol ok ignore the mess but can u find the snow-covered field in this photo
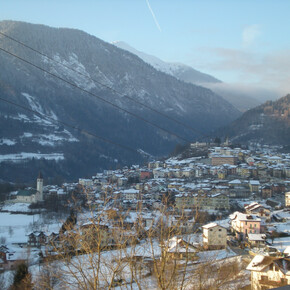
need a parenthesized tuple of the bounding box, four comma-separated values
(270, 236, 290, 252)
(0, 152, 64, 163)
(0, 212, 62, 244)
(24, 238, 239, 289)
(0, 207, 242, 289)
(269, 221, 290, 234)
(0, 138, 16, 146)
(1, 202, 38, 213)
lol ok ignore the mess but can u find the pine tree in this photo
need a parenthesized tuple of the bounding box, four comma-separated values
(12, 263, 32, 289)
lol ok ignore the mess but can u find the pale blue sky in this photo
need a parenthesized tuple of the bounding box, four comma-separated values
(1, 0, 290, 92)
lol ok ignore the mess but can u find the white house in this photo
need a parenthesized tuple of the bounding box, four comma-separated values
(202, 222, 227, 250)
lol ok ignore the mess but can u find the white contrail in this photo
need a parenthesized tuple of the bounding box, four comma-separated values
(146, 0, 162, 32)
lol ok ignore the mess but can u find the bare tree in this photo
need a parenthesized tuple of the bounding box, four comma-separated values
(35, 195, 247, 290)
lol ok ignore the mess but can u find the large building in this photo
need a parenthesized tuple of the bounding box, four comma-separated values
(202, 223, 227, 250)
(175, 192, 229, 211)
(211, 155, 238, 166)
(230, 211, 262, 240)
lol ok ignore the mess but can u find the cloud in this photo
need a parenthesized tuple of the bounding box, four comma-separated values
(242, 24, 261, 47)
(196, 47, 290, 94)
(206, 82, 282, 104)
(146, 0, 162, 32)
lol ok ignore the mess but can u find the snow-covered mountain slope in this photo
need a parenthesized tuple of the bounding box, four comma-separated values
(0, 20, 240, 182)
(113, 41, 221, 85)
(220, 94, 290, 145)
(113, 41, 276, 113)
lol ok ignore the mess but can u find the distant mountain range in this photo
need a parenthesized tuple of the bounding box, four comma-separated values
(0, 20, 239, 182)
(113, 41, 278, 112)
(113, 41, 221, 85)
(222, 94, 290, 145)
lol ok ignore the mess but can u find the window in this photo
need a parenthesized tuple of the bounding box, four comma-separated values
(219, 229, 222, 231)
(254, 224, 256, 227)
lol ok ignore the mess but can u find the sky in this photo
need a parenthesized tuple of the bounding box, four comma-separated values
(1, 0, 290, 95)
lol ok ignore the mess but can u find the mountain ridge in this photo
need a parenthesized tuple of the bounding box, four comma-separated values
(113, 41, 280, 113)
(113, 40, 221, 85)
(221, 94, 290, 145)
(0, 20, 240, 182)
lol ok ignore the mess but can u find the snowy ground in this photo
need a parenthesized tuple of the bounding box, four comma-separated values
(0, 211, 62, 245)
(0, 211, 242, 290)
(1, 202, 41, 213)
(0, 152, 64, 163)
(268, 221, 290, 234)
(270, 236, 290, 252)
(0, 207, 243, 289)
(25, 244, 240, 290)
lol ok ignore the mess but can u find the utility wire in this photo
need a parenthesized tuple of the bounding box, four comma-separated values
(0, 31, 205, 139)
(0, 96, 139, 154)
(0, 45, 191, 143)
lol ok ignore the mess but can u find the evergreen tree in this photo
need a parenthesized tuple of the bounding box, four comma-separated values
(12, 263, 32, 289)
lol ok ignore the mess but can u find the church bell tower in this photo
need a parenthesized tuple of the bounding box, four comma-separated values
(37, 171, 44, 202)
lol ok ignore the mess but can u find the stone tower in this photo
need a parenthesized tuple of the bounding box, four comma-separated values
(37, 171, 44, 202)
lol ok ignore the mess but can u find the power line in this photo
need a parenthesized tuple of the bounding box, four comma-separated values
(0, 31, 205, 138)
(0, 96, 139, 154)
(0, 45, 191, 143)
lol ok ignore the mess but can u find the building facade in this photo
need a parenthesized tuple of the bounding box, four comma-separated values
(202, 223, 227, 250)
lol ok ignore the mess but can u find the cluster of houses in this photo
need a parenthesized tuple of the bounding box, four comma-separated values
(1, 144, 290, 288)
(75, 145, 290, 213)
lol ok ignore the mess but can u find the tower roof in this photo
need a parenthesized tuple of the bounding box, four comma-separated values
(38, 171, 43, 179)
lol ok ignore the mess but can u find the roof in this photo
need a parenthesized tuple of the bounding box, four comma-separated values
(230, 211, 261, 222)
(122, 189, 139, 194)
(27, 231, 47, 237)
(229, 179, 241, 184)
(245, 202, 265, 212)
(202, 222, 226, 229)
(247, 255, 290, 275)
(247, 234, 266, 241)
(167, 237, 198, 253)
(17, 189, 37, 197)
(246, 255, 276, 271)
(249, 180, 260, 185)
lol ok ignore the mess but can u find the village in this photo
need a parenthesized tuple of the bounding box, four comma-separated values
(0, 142, 290, 289)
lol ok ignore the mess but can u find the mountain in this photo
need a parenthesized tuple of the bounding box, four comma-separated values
(221, 94, 290, 145)
(113, 41, 221, 85)
(113, 41, 280, 112)
(0, 21, 240, 182)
